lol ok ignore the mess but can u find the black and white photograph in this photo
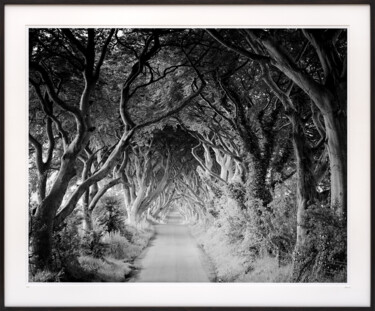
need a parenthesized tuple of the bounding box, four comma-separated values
(28, 28, 347, 283)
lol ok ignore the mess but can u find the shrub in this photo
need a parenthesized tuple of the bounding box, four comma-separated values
(102, 231, 134, 260)
(266, 182, 297, 264)
(78, 255, 132, 282)
(59, 256, 97, 282)
(237, 255, 292, 282)
(193, 180, 297, 282)
(122, 225, 135, 242)
(131, 225, 154, 248)
(51, 210, 82, 271)
(197, 225, 246, 281)
(80, 230, 107, 259)
(292, 205, 347, 282)
(29, 269, 62, 282)
(193, 194, 260, 281)
(96, 196, 125, 234)
(101, 223, 154, 260)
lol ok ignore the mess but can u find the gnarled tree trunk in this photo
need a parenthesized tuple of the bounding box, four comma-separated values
(32, 157, 77, 269)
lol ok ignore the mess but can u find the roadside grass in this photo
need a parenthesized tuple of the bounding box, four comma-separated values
(31, 223, 155, 282)
(192, 223, 245, 281)
(78, 224, 155, 281)
(236, 256, 292, 282)
(78, 255, 134, 282)
(192, 223, 292, 283)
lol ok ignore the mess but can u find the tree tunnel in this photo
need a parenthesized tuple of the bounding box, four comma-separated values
(28, 28, 347, 282)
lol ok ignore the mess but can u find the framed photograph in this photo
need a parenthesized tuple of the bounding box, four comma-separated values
(1, 0, 373, 309)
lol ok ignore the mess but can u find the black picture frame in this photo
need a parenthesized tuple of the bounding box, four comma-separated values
(0, 1, 373, 310)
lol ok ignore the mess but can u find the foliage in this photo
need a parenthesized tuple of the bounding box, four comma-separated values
(78, 256, 133, 282)
(29, 269, 63, 282)
(80, 230, 107, 259)
(127, 223, 155, 250)
(195, 173, 298, 282)
(101, 226, 155, 261)
(102, 231, 133, 260)
(292, 205, 347, 282)
(51, 210, 82, 271)
(194, 188, 263, 281)
(96, 196, 124, 234)
(236, 256, 292, 282)
(265, 180, 297, 264)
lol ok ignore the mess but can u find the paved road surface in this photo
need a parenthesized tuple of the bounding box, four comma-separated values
(133, 212, 210, 282)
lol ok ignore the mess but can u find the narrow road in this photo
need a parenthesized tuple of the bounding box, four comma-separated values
(133, 212, 210, 282)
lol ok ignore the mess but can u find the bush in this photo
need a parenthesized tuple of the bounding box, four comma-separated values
(193, 180, 297, 282)
(266, 182, 297, 264)
(193, 193, 260, 281)
(96, 196, 125, 234)
(237, 255, 292, 282)
(102, 225, 154, 261)
(78, 256, 133, 282)
(51, 210, 82, 271)
(193, 223, 239, 281)
(129, 225, 154, 249)
(292, 205, 347, 282)
(29, 269, 62, 282)
(102, 231, 133, 260)
(122, 225, 135, 242)
(80, 230, 107, 259)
